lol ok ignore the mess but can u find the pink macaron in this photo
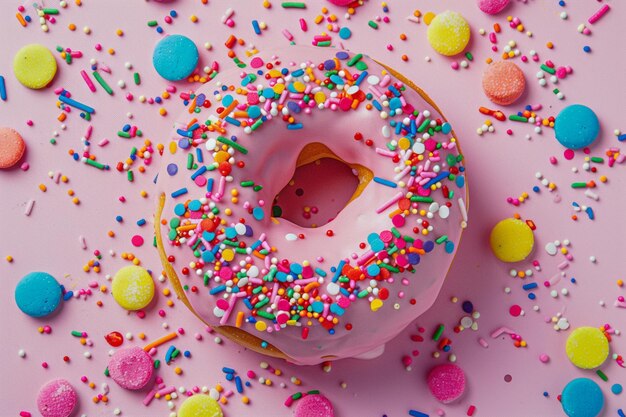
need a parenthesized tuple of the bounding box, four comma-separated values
(0, 127, 26, 169)
(294, 394, 334, 417)
(477, 0, 510, 15)
(108, 346, 154, 390)
(482, 61, 526, 106)
(37, 379, 78, 417)
(427, 364, 466, 404)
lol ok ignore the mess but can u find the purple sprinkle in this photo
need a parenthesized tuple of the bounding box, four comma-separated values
(167, 163, 178, 176)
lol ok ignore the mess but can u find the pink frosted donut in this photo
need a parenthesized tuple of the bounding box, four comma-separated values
(108, 346, 154, 390)
(482, 61, 525, 105)
(37, 379, 78, 417)
(155, 46, 469, 365)
(477, 0, 510, 15)
(294, 394, 334, 417)
(427, 364, 466, 403)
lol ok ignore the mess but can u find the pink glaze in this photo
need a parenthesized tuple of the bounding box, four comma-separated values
(157, 46, 468, 364)
(108, 346, 154, 390)
(426, 364, 466, 404)
(36, 379, 77, 417)
(294, 394, 334, 417)
(326, 0, 354, 6)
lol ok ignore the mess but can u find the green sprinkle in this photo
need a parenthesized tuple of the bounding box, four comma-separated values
(241, 181, 255, 187)
(42, 8, 59, 14)
(251, 118, 264, 131)
(316, 41, 331, 47)
(147, 20, 158, 27)
(590, 157, 604, 163)
(133, 72, 141, 85)
(70, 330, 83, 337)
(85, 158, 106, 170)
(127, 170, 134, 182)
(104, 367, 110, 377)
(390, 227, 401, 238)
(509, 114, 528, 122)
(540, 64, 556, 75)
(465, 52, 473, 61)
(92, 71, 114, 95)
(50, 138, 57, 145)
(357, 289, 370, 298)
(291, 392, 303, 400)
(433, 324, 445, 341)
(256, 311, 275, 320)
(417, 118, 431, 133)
(281, 1, 306, 8)
(368, 20, 379, 29)
(253, 185, 263, 192)
(255, 297, 270, 309)
(117, 131, 131, 138)
(410, 196, 434, 203)
(217, 136, 248, 154)
(571, 182, 588, 188)
(347, 53, 363, 67)
(435, 235, 448, 244)
(379, 263, 399, 273)
(187, 154, 194, 170)
(154, 359, 161, 369)
(596, 369, 608, 381)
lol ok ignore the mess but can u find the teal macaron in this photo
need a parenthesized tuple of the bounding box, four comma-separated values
(15, 272, 62, 317)
(554, 104, 600, 149)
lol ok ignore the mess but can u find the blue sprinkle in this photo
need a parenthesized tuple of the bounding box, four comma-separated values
(235, 376, 244, 393)
(522, 283, 538, 290)
(445, 240, 455, 254)
(287, 123, 303, 130)
(528, 293, 536, 300)
(183, 350, 191, 358)
(171, 188, 188, 198)
(332, 260, 346, 282)
(115, 215, 123, 223)
(222, 367, 235, 374)
(137, 218, 146, 226)
(252, 20, 261, 34)
(209, 285, 226, 295)
(373, 177, 397, 188)
(583, 45, 591, 53)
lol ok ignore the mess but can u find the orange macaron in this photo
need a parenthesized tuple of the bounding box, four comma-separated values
(0, 127, 26, 169)
(482, 61, 526, 106)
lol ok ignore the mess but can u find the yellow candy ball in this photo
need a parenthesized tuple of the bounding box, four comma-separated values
(566, 327, 609, 369)
(178, 394, 223, 417)
(111, 266, 155, 310)
(13, 44, 58, 89)
(490, 218, 534, 262)
(427, 10, 470, 56)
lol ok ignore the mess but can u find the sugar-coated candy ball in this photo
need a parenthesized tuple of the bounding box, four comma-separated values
(111, 265, 155, 310)
(482, 61, 526, 105)
(427, 364, 466, 403)
(554, 104, 600, 149)
(566, 326, 609, 369)
(427, 11, 470, 56)
(294, 394, 334, 417)
(0, 127, 26, 169)
(477, 0, 510, 15)
(13, 44, 57, 89)
(15, 271, 62, 317)
(178, 394, 223, 417)
(561, 378, 604, 417)
(108, 346, 154, 390)
(153, 34, 199, 81)
(37, 379, 78, 417)
(490, 218, 534, 262)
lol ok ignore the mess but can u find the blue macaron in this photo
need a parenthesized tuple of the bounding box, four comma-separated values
(561, 378, 604, 417)
(554, 104, 600, 149)
(15, 272, 62, 317)
(153, 34, 199, 81)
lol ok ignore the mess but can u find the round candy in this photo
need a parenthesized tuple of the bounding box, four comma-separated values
(13, 44, 57, 89)
(561, 378, 604, 417)
(426, 364, 466, 403)
(37, 379, 78, 417)
(178, 394, 223, 417)
(490, 218, 534, 262)
(294, 394, 334, 417)
(327, 0, 353, 5)
(153, 34, 199, 81)
(108, 346, 154, 390)
(111, 265, 155, 310)
(477, 0, 510, 14)
(482, 61, 525, 105)
(427, 11, 470, 56)
(15, 272, 62, 317)
(566, 326, 609, 369)
(554, 104, 600, 150)
(0, 127, 26, 169)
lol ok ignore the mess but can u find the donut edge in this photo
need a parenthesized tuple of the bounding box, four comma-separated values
(154, 55, 470, 363)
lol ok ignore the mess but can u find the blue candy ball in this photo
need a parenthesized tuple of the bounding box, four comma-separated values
(15, 272, 62, 317)
(554, 104, 600, 149)
(153, 35, 199, 81)
(561, 378, 604, 417)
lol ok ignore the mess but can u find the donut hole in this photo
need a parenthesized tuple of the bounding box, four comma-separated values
(273, 157, 359, 228)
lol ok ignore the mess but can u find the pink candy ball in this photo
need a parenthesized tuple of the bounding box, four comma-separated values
(326, 0, 353, 6)
(108, 346, 154, 390)
(477, 0, 510, 14)
(427, 364, 466, 404)
(37, 379, 78, 417)
(294, 394, 334, 417)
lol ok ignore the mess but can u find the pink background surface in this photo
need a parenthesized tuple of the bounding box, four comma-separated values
(1, 1, 625, 416)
